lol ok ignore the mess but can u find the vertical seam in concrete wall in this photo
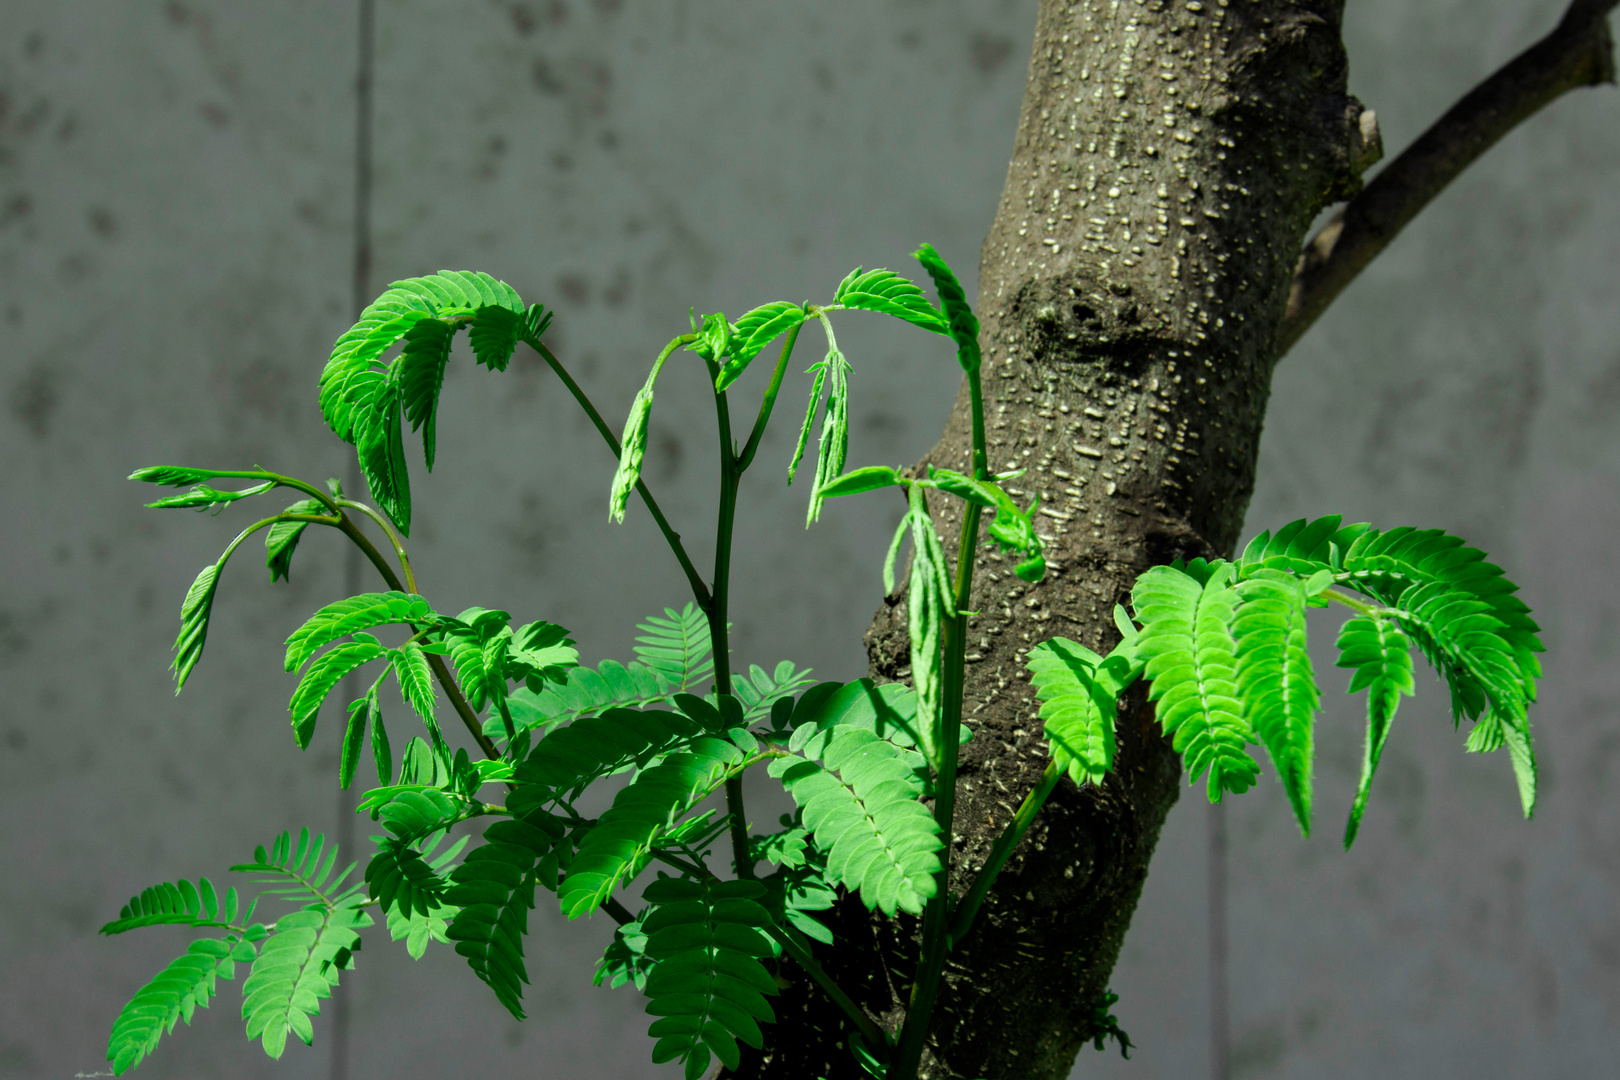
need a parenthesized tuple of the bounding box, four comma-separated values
(1210, 800, 1230, 1080)
(332, 2, 375, 1079)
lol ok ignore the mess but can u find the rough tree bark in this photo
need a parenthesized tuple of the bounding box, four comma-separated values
(730, 2, 1617, 1077)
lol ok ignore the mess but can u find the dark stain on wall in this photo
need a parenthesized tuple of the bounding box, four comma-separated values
(9, 365, 57, 439)
(970, 31, 1013, 74)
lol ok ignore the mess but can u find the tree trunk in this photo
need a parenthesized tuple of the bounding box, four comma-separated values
(733, 2, 1371, 1076)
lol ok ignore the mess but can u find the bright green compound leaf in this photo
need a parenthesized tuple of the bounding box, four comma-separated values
(634, 603, 714, 693)
(558, 739, 747, 919)
(239, 902, 369, 1059)
(1132, 562, 1262, 801)
(1233, 572, 1320, 835)
(398, 317, 455, 470)
(172, 561, 221, 693)
(145, 480, 276, 511)
(817, 465, 901, 500)
(716, 301, 807, 389)
(769, 726, 942, 916)
(355, 378, 413, 535)
(100, 877, 245, 935)
(913, 243, 981, 371)
(642, 876, 778, 1080)
(284, 591, 434, 673)
(370, 691, 393, 786)
(289, 636, 386, 749)
(1335, 613, 1415, 848)
(339, 695, 369, 791)
(107, 933, 259, 1074)
(444, 815, 565, 1019)
(1027, 638, 1123, 786)
(832, 266, 949, 336)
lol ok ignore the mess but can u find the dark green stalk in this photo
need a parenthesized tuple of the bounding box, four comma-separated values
(601, 896, 634, 926)
(735, 320, 802, 471)
(890, 358, 991, 1080)
(706, 364, 757, 880)
(336, 497, 416, 593)
(526, 336, 712, 611)
(946, 758, 1062, 949)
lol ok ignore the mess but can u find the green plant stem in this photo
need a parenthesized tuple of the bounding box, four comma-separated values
(890, 359, 990, 1080)
(336, 497, 417, 593)
(330, 513, 499, 760)
(735, 320, 802, 471)
(946, 757, 1062, 949)
(526, 336, 712, 610)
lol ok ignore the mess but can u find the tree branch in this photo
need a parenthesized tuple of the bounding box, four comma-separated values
(1278, 0, 1618, 356)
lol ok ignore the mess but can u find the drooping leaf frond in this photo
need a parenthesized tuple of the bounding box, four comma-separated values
(1026, 637, 1139, 786)
(289, 637, 386, 750)
(1335, 613, 1415, 847)
(610, 339, 681, 523)
(468, 303, 524, 373)
(229, 828, 363, 908)
(1331, 523, 1543, 706)
(904, 484, 956, 767)
(831, 266, 949, 336)
(172, 562, 221, 693)
(265, 498, 326, 583)
(239, 901, 369, 1059)
(355, 378, 413, 534)
(805, 331, 852, 526)
(107, 933, 260, 1075)
(318, 271, 531, 535)
(912, 243, 981, 371)
(1131, 563, 1262, 801)
(391, 641, 439, 727)
(771, 723, 941, 916)
(641, 876, 779, 1080)
(786, 356, 827, 486)
(634, 603, 715, 693)
(559, 739, 749, 919)
(484, 660, 674, 740)
(100, 877, 245, 935)
(444, 815, 565, 1019)
(1233, 572, 1320, 834)
(284, 592, 435, 673)
(398, 317, 455, 471)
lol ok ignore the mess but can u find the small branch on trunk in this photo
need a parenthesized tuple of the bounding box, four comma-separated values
(1278, 0, 1618, 356)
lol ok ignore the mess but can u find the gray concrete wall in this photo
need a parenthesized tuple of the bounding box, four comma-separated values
(1, 2, 1614, 1078)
